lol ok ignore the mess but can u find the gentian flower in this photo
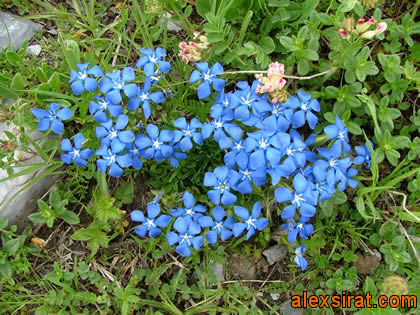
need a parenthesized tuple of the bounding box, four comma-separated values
(267, 159, 294, 185)
(135, 124, 173, 162)
(172, 117, 203, 152)
(313, 142, 352, 187)
(324, 115, 350, 154)
(234, 154, 266, 194)
(166, 216, 203, 257)
(294, 244, 308, 271)
(60, 133, 93, 167)
(198, 206, 235, 244)
(131, 202, 172, 238)
(353, 141, 374, 169)
(281, 218, 314, 243)
(203, 166, 240, 206)
(223, 127, 248, 169)
(274, 173, 318, 219)
(285, 91, 320, 129)
(216, 91, 240, 110)
(233, 80, 272, 122)
(168, 141, 187, 168)
(125, 142, 143, 170)
(244, 115, 290, 169)
(268, 102, 293, 132)
(189, 62, 225, 99)
(89, 95, 122, 123)
(99, 67, 137, 104)
(69, 63, 103, 95)
(312, 172, 336, 202)
(96, 115, 135, 152)
(136, 47, 171, 77)
(32, 103, 73, 134)
(169, 192, 206, 221)
(95, 145, 132, 178)
(282, 133, 309, 173)
(232, 201, 269, 240)
(337, 167, 358, 191)
(127, 78, 165, 118)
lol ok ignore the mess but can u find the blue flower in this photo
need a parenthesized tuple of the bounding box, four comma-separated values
(69, 63, 103, 95)
(294, 244, 308, 270)
(96, 115, 135, 152)
(134, 124, 173, 162)
(60, 133, 93, 167)
(216, 91, 240, 110)
(99, 67, 137, 104)
(234, 153, 266, 194)
(168, 141, 187, 168)
(223, 127, 248, 169)
(131, 202, 172, 238)
(281, 218, 314, 243)
(189, 62, 225, 99)
(127, 78, 165, 118)
(172, 117, 203, 152)
(313, 142, 352, 187)
(274, 173, 318, 219)
(95, 145, 132, 178)
(89, 95, 123, 123)
(337, 167, 358, 191)
(125, 142, 143, 170)
(169, 192, 206, 221)
(312, 172, 336, 202)
(268, 102, 293, 132)
(324, 115, 350, 154)
(233, 81, 272, 123)
(136, 47, 171, 77)
(267, 159, 294, 185)
(353, 141, 374, 169)
(244, 116, 290, 169)
(285, 91, 320, 129)
(232, 201, 269, 240)
(203, 166, 240, 206)
(282, 132, 309, 173)
(166, 216, 203, 257)
(198, 206, 235, 244)
(32, 103, 73, 134)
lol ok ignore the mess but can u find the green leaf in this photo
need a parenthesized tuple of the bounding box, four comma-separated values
(10, 73, 26, 91)
(60, 210, 80, 225)
(0, 85, 19, 99)
(260, 36, 275, 54)
(63, 40, 80, 70)
(297, 59, 310, 75)
(4, 239, 20, 256)
(114, 181, 134, 205)
(296, 0, 319, 23)
(302, 49, 319, 61)
(398, 211, 420, 223)
(6, 51, 21, 67)
(28, 212, 47, 224)
(0, 261, 12, 279)
(278, 36, 297, 51)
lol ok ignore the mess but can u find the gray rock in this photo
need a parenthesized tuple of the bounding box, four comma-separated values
(0, 100, 60, 229)
(263, 244, 288, 265)
(279, 300, 303, 315)
(212, 262, 225, 281)
(0, 12, 42, 50)
(26, 44, 42, 56)
(162, 13, 181, 32)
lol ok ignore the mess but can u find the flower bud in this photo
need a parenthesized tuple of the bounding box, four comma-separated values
(360, 30, 376, 39)
(357, 17, 366, 24)
(343, 17, 355, 32)
(375, 22, 387, 34)
(338, 28, 350, 39)
(368, 18, 377, 24)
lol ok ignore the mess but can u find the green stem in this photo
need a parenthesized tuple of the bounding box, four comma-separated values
(97, 170, 109, 197)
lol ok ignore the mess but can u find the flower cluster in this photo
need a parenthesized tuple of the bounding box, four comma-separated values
(338, 16, 387, 40)
(178, 32, 210, 64)
(31, 47, 370, 270)
(132, 193, 267, 257)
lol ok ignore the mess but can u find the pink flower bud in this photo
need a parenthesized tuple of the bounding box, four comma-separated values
(368, 18, 376, 24)
(338, 28, 350, 39)
(179, 41, 187, 49)
(265, 84, 274, 93)
(276, 78, 286, 89)
(358, 17, 366, 24)
(375, 22, 387, 34)
(271, 97, 278, 104)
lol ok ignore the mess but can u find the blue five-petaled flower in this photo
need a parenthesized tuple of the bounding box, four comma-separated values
(166, 216, 203, 257)
(232, 201, 269, 240)
(60, 133, 93, 167)
(131, 202, 172, 238)
(189, 62, 225, 99)
(136, 47, 171, 77)
(69, 63, 103, 95)
(32, 103, 73, 135)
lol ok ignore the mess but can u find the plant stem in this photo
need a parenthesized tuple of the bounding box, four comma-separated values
(222, 67, 338, 80)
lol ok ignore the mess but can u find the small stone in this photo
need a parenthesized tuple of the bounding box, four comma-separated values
(279, 301, 303, 315)
(353, 254, 381, 274)
(26, 44, 42, 56)
(0, 12, 42, 50)
(263, 244, 288, 265)
(212, 262, 225, 281)
(162, 13, 181, 32)
(270, 293, 280, 301)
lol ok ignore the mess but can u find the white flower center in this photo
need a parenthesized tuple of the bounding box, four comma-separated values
(149, 56, 157, 63)
(217, 181, 228, 193)
(180, 233, 191, 245)
(214, 120, 223, 128)
(99, 100, 108, 110)
(203, 71, 212, 81)
(292, 193, 306, 207)
(338, 131, 345, 140)
(241, 169, 251, 180)
(366, 155, 370, 160)
(214, 222, 223, 230)
(108, 154, 116, 165)
(245, 217, 256, 229)
(185, 208, 193, 216)
(235, 142, 243, 150)
(141, 93, 148, 100)
(183, 129, 192, 136)
(297, 223, 304, 230)
(109, 130, 117, 139)
(301, 103, 308, 110)
(272, 107, 279, 115)
(132, 148, 139, 155)
(241, 93, 254, 106)
(79, 71, 87, 80)
(259, 138, 268, 149)
(329, 159, 336, 167)
(146, 219, 155, 228)
(153, 139, 162, 150)
(72, 149, 80, 158)
(287, 147, 293, 156)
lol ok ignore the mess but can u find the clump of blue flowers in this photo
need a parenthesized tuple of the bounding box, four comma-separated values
(31, 46, 371, 270)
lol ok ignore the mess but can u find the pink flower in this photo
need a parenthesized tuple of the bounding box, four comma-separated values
(368, 18, 376, 24)
(338, 28, 350, 39)
(276, 78, 286, 89)
(358, 17, 366, 24)
(376, 22, 387, 34)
